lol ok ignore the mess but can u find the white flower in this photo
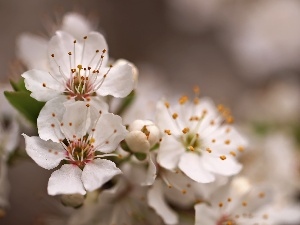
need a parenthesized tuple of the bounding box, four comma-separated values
(195, 177, 272, 225)
(23, 101, 127, 195)
(22, 31, 134, 102)
(156, 94, 247, 183)
(125, 119, 161, 153)
(21, 31, 134, 141)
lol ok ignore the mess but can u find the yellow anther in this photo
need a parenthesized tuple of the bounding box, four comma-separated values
(77, 64, 83, 70)
(224, 139, 231, 145)
(182, 127, 190, 134)
(230, 151, 236, 157)
(193, 97, 199, 105)
(164, 130, 171, 135)
(206, 148, 212, 153)
(90, 138, 95, 144)
(219, 202, 223, 208)
(242, 201, 247, 207)
(181, 189, 187, 194)
(172, 113, 178, 119)
(179, 95, 188, 104)
(220, 155, 226, 160)
(226, 116, 234, 124)
(188, 146, 195, 151)
(164, 102, 170, 108)
(227, 198, 232, 202)
(237, 146, 245, 152)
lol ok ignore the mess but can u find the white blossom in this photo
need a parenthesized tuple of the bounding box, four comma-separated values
(156, 94, 246, 183)
(23, 101, 127, 195)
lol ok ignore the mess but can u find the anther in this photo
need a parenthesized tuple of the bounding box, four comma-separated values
(51, 54, 54, 57)
(172, 113, 178, 119)
(182, 127, 190, 134)
(164, 130, 171, 135)
(188, 146, 194, 151)
(83, 36, 87, 39)
(179, 95, 188, 104)
(225, 139, 231, 145)
(220, 155, 226, 160)
(230, 151, 236, 157)
(42, 83, 46, 87)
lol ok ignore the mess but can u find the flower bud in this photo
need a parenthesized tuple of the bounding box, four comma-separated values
(61, 194, 85, 208)
(125, 120, 161, 153)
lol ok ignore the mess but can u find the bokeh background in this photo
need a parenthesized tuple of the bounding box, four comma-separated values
(1, 0, 300, 224)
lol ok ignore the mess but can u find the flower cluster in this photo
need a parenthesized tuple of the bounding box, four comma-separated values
(2, 11, 300, 225)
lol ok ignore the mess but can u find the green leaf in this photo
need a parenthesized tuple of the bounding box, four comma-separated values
(4, 91, 45, 126)
(10, 78, 28, 93)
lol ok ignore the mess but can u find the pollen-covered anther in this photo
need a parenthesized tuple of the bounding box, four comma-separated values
(206, 148, 212, 153)
(164, 102, 170, 108)
(179, 95, 188, 104)
(230, 151, 236, 157)
(225, 139, 231, 145)
(220, 155, 226, 160)
(237, 146, 245, 152)
(86, 104, 90, 107)
(188, 146, 195, 151)
(164, 130, 171, 135)
(182, 127, 190, 134)
(172, 113, 178, 119)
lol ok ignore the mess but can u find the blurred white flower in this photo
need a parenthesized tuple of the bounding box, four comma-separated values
(240, 132, 300, 199)
(224, 0, 300, 79)
(195, 177, 272, 225)
(237, 79, 300, 124)
(156, 95, 246, 183)
(23, 101, 127, 195)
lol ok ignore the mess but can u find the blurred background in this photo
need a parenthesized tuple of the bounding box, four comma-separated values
(1, 0, 300, 224)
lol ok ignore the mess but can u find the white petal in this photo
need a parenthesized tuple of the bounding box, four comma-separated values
(48, 164, 86, 195)
(88, 96, 109, 114)
(155, 100, 182, 136)
(37, 96, 69, 142)
(178, 152, 215, 183)
(93, 113, 127, 153)
(82, 159, 121, 192)
(79, 32, 108, 70)
(22, 69, 65, 102)
(157, 136, 184, 170)
(147, 179, 178, 225)
(142, 154, 157, 186)
(61, 13, 92, 40)
(97, 62, 135, 98)
(48, 31, 77, 75)
(16, 33, 48, 70)
(195, 203, 219, 225)
(61, 101, 95, 140)
(22, 134, 65, 170)
(203, 155, 242, 176)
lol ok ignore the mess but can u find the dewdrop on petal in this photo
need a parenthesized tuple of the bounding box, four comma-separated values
(125, 120, 161, 153)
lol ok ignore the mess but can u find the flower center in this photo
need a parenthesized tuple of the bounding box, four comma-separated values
(66, 138, 95, 168)
(182, 132, 202, 153)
